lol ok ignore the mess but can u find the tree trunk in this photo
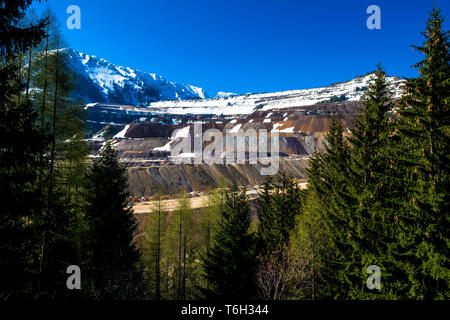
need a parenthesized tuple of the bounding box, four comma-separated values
(25, 46, 32, 99)
(47, 43, 59, 212)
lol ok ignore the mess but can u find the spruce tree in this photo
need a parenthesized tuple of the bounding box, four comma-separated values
(197, 186, 224, 295)
(257, 177, 280, 254)
(202, 184, 257, 299)
(344, 66, 399, 299)
(308, 118, 353, 298)
(0, 0, 48, 299)
(84, 141, 143, 299)
(394, 8, 450, 299)
(256, 174, 302, 255)
(0, 1, 47, 57)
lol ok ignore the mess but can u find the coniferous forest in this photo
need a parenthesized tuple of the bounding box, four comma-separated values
(0, 0, 449, 301)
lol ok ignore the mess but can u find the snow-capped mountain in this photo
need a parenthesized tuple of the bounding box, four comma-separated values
(139, 73, 405, 115)
(214, 92, 238, 99)
(65, 48, 208, 106)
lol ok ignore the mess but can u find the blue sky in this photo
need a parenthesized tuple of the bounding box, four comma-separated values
(33, 0, 449, 97)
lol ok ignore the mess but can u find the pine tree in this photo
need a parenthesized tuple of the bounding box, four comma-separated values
(202, 184, 257, 299)
(84, 141, 143, 299)
(394, 8, 450, 299)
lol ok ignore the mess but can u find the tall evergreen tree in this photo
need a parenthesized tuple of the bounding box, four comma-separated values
(394, 8, 450, 299)
(202, 184, 257, 299)
(308, 118, 353, 298)
(84, 141, 143, 299)
(256, 174, 302, 255)
(344, 66, 400, 299)
(0, 0, 48, 299)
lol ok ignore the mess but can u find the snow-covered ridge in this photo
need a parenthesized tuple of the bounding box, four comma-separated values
(64, 48, 208, 106)
(141, 73, 405, 115)
(215, 92, 238, 99)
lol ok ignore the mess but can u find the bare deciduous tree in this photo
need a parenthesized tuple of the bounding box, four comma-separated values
(256, 245, 314, 300)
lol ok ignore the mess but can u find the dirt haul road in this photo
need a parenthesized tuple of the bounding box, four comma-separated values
(132, 182, 308, 214)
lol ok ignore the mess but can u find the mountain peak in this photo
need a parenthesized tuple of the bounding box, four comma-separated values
(64, 48, 209, 106)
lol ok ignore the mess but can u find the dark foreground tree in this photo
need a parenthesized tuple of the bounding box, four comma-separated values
(29, 10, 89, 300)
(202, 184, 257, 299)
(84, 142, 143, 299)
(0, 0, 48, 300)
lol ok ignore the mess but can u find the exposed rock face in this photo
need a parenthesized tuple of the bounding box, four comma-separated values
(126, 158, 309, 197)
(96, 101, 366, 196)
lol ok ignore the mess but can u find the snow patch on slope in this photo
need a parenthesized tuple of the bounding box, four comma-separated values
(153, 126, 191, 152)
(271, 123, 294, 133)
(113, 124, 130, 139)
